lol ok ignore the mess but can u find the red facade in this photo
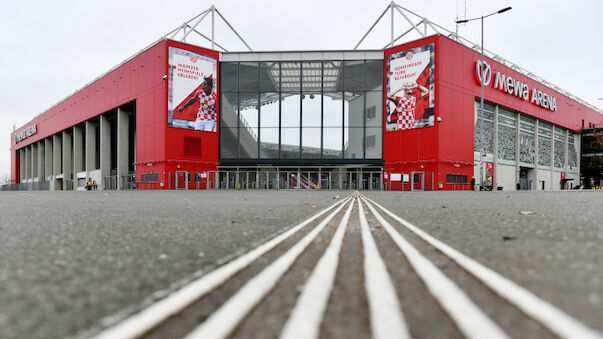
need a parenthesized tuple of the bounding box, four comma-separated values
(10, 35, 602, 190)
(10, 40, 220, 187)
(383, 35, 603, 190)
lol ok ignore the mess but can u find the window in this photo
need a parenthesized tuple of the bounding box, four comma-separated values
(141, 173, 159, 182)
(446, 174, 467, 184)
(183, 137, 202, 158)
(366, 105, 376, 121)
(220, 59, 383, 161)
(365, 134, 376, 149)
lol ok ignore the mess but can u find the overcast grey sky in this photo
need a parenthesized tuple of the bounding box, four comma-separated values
(1, 0, 602, 178)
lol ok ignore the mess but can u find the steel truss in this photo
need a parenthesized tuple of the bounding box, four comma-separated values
(355, 1, 601, 113)
(163, 5, 252, 52)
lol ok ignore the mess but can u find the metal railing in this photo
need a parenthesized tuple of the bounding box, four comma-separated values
(104, 176, 118, 190)
(1, 181, 50, 191)
(153, 167, 385, 191)
(444, 183, 473, 191)
(103, 175, 136, 190)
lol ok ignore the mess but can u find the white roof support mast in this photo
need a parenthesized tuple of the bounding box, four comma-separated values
(162, 4, 253, 52)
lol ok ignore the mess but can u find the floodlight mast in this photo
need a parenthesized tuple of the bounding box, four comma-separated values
(456, 7, 512, 190)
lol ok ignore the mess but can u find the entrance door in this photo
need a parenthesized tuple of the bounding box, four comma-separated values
(519, 167, 533, 190)
(175, 171, 190, 190)
(411, 172, 424, 191)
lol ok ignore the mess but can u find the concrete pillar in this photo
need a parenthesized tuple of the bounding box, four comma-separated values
(492, 106, 499, 189)
(53, 134, 62, 176)
(550, 124, 554, 190)
(564, 129, 569, 170)
(37, 141, 45, 181)
(576, 134, 581, 183)
(100, 114, 110, 190)
(26, 146, 32, 180)
(31, 143, 38, 181)
(19, 148, 25, 183)
(133, 128, 136, 175)
(45, 138, 53, 179)
(515, 112, 520, 190)
(86, 120, 97, 173)
(534, 119, 539, 190)
(63, 130, 72, 189)
(73, 125, 84, 176)
(117, 108, 129, 190)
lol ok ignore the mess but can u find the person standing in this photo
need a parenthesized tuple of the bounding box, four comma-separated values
(178, 76, 217, 132)
(387, 82, 429, 131)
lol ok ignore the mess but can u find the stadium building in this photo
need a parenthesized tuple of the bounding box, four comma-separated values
(8, 4, 603, 191)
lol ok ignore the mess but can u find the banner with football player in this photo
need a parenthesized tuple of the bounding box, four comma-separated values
(168, 47, 218, 131)
(385, 43, 435, 132)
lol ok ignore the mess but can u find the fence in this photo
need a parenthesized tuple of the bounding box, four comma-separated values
(137, 168, 385, 191)
(1, 181, 50, 191)
(2, 170, 474, 192)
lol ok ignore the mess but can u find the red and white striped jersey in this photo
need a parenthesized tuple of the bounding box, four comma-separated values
(395, 95, 416, 130)
(194, 87, 217, 121)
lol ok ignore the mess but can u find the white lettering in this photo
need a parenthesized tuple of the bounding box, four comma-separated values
(537, 91, 543, 106)
(506, 77, 514, 94)
(531, 88, 538, 104)
(475, 59, 557, 111)
(494, 72, 505, 90)
(513, 80, 522, 97)
(14, 124, 37, 144)
(522, 85, 529, 100)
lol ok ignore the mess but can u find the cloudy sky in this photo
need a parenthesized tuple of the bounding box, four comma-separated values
(1, 0, 602, 178)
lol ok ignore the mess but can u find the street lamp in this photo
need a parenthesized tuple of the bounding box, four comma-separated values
(457, 6, 511, 190)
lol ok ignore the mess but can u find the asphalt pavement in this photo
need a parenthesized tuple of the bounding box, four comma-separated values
(0, 190, 601, 339)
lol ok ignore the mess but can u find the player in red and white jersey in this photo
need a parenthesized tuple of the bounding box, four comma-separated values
(387, 82, 429, 131)
(179, 76, 217, 132)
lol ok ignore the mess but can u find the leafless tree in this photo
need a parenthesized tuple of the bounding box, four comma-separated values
(0, 173, 11, 185)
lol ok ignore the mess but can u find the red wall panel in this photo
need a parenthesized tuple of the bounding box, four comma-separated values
(10, 41, 169, 184)
(383, 35, 602, 190)
(383, 36, 447, 187)
(438, 36, 603, 131)
(10, 39, 222, 188)
(160, 41, 220, 188)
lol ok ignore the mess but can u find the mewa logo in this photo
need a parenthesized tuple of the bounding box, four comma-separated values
(475, 60, 491, 86)
(190, 55, 198, 63)
(405, 51, 414, 60)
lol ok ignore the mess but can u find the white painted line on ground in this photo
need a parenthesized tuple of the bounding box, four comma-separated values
(279, 196, 356, 339)
(183, 197, 354, 339)
(362, 197, 509, 339)
(357, 198, 410, 339)
(92, 196, 351, 339)
(364, 196, 603, 339)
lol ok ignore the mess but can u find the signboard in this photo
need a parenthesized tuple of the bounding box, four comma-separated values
(390, 173, 402, 181)
(385, 43, 435, 131)
(14, 124, 37, 144)
(168, 47, 218, 131)
(475, 60, 557, 111)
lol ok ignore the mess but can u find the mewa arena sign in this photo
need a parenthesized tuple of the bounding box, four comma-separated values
(14, 124, 37, 144)
(475, 60, 557, 112)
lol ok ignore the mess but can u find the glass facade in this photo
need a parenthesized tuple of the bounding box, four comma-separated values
(519, 115, 536, 164)
(538, 122, 552, 167)
(219, 60, 383, 162)
(474, 102, 495, 154)
(498, 108, 516, 161)
(474, 100, 578, 173)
